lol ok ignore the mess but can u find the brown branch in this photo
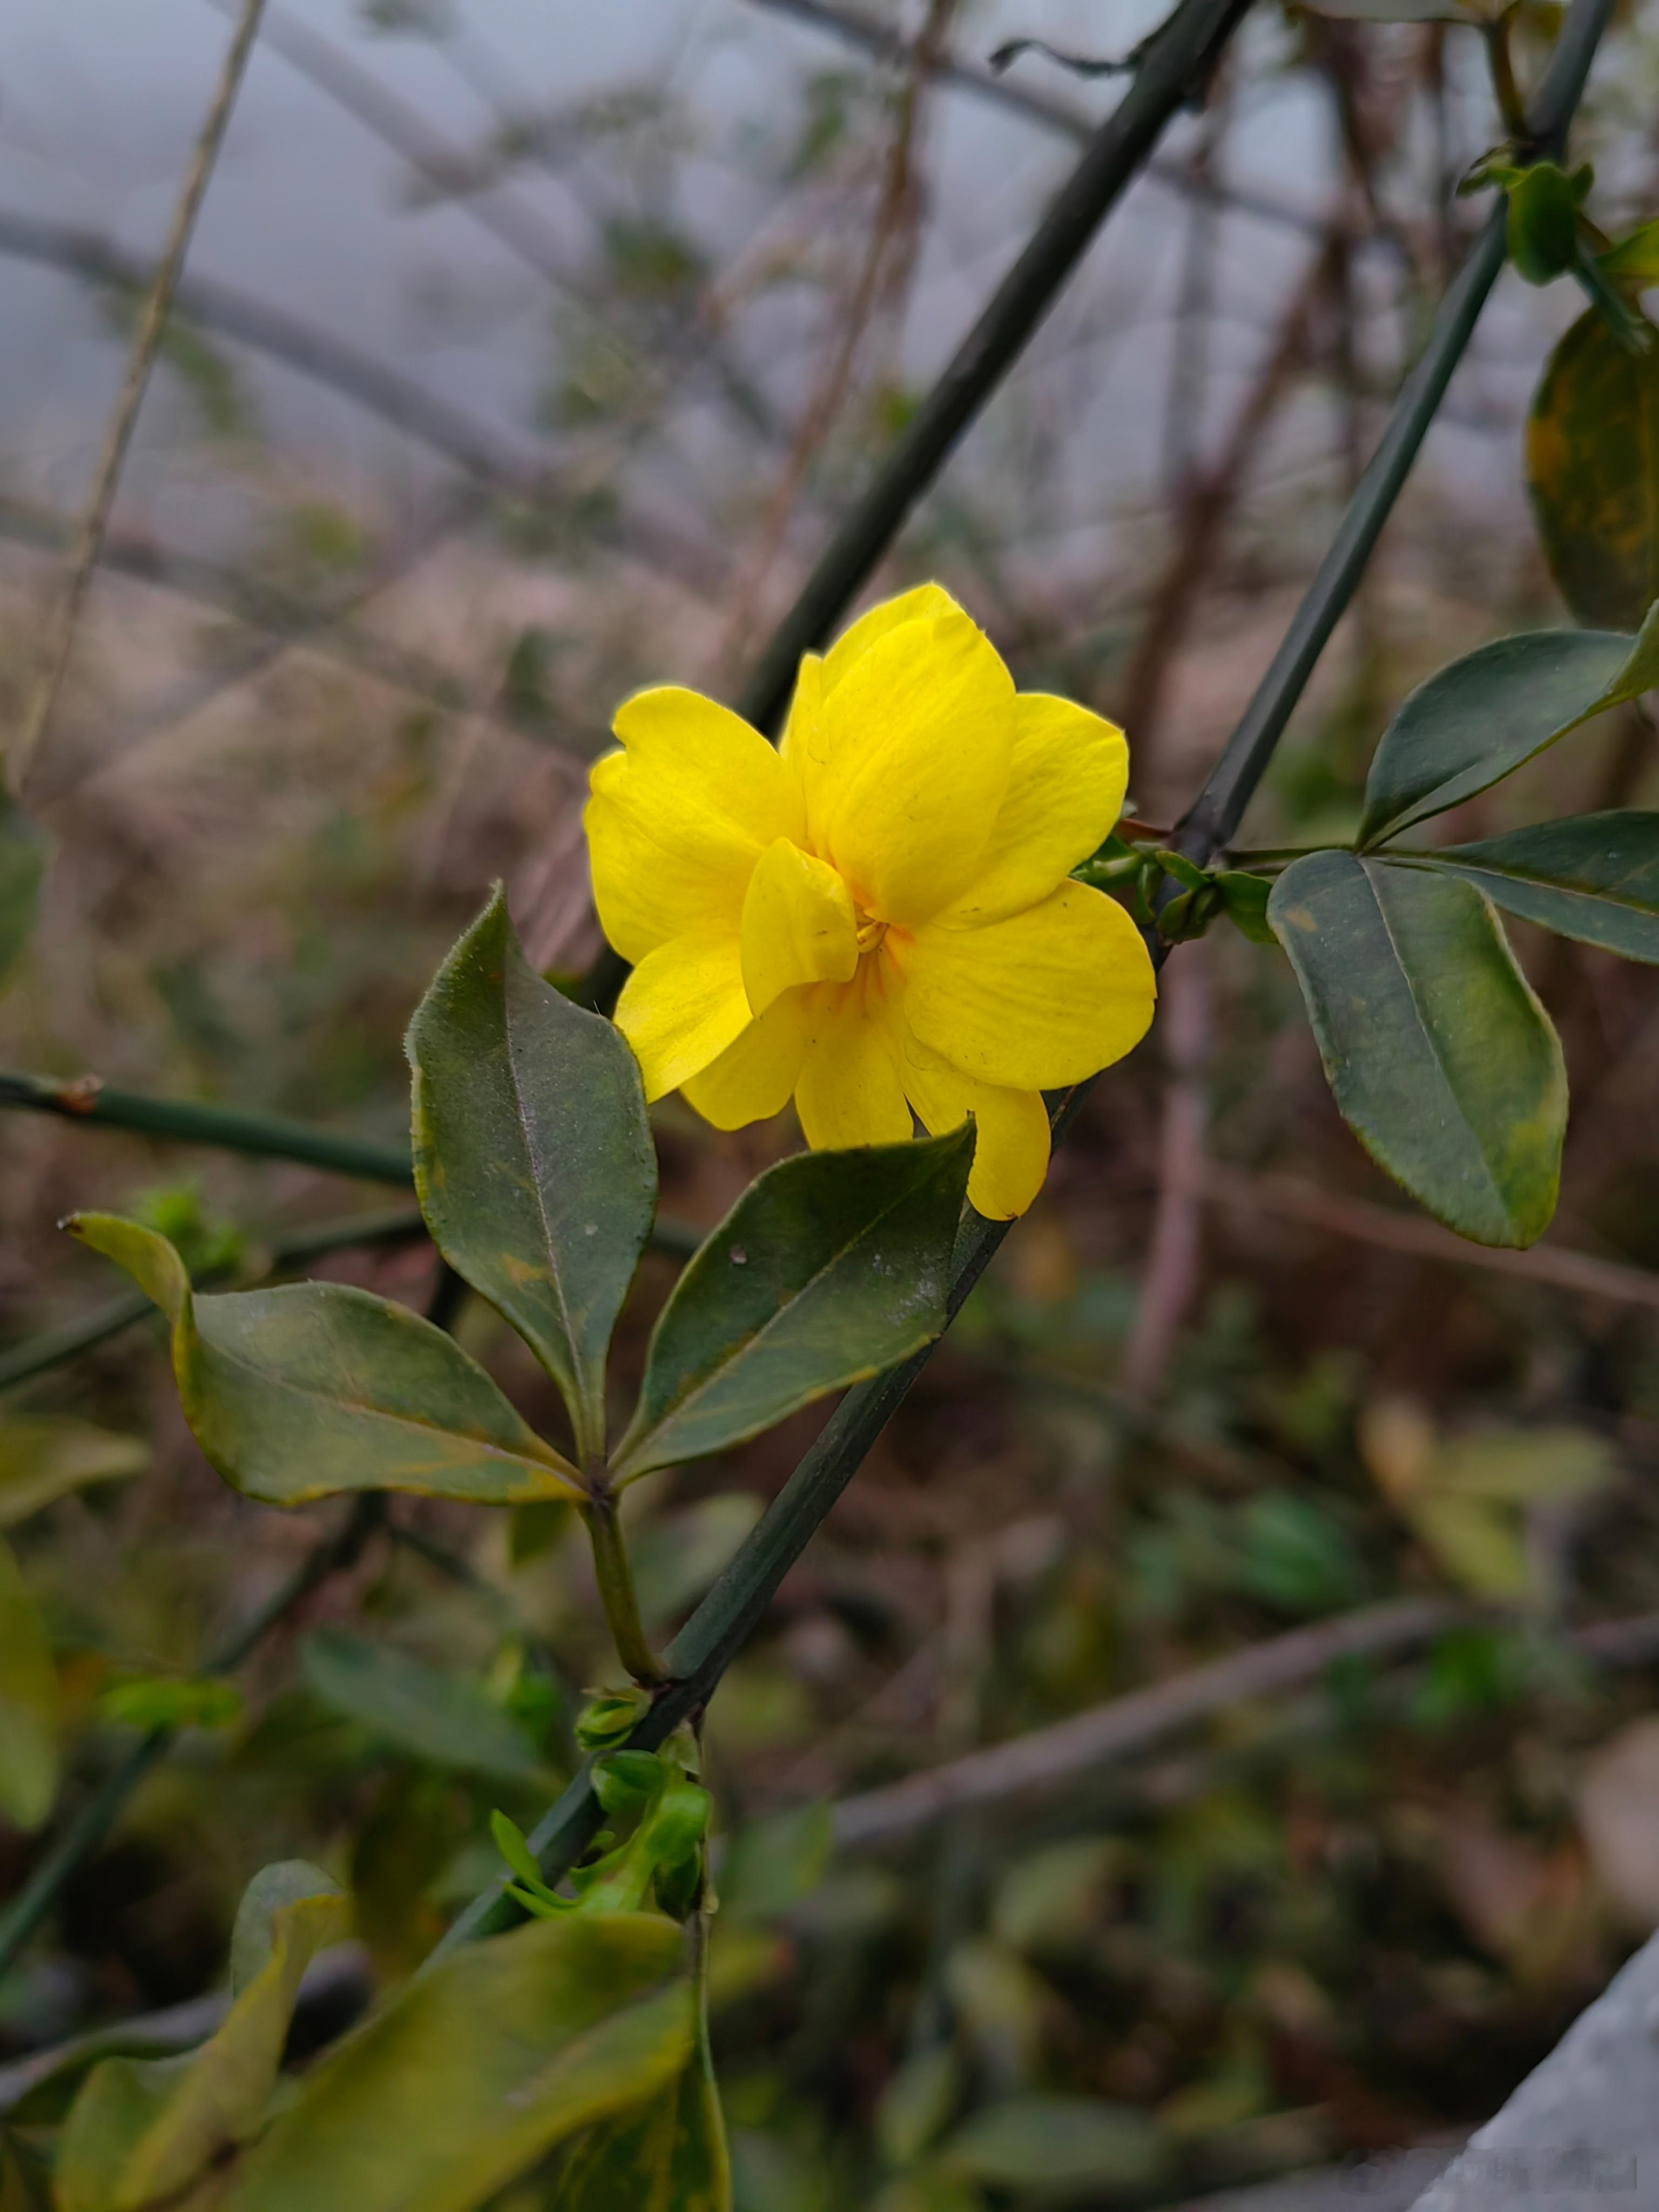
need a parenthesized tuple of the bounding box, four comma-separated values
(1202, 1163, 1659, 1313)
(9, 0, 267, 795)
(832, 1600, 1659, 1845)
(1118, 232, 1340, 770)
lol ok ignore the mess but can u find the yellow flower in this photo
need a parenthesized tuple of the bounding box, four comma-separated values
(584, 583, 1156, 1219)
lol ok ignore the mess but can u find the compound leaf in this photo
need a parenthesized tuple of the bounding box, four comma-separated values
(68, 1215, 580, 1508)
(1269, 853, 1565, 1247)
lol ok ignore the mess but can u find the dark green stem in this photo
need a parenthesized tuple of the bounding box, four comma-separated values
(0, 1068, 412, 1184)
(435, 0, 1617, 1955)
(1177, 0, 1613, 862)
(582, 1492, 665, 1688)
(1485, 19, 1528, 138)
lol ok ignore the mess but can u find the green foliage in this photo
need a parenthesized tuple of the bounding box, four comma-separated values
(407, 888, 655, 1465)
(1355, 624, 1646, 847)
(130, 1182, 245, 1279)
(68, 1214, 582, 1507)
(612, 1128, 974, 1481)
(227, 1913, 693, 2212)
(302, 1629, 551, 1781)
(0, 1530, 57, 1831)
(555, 2039, 730, 2210)
(1528, 307, 1659, 626)
(99, 1676, 242, 1734)
(1427, 812, 1659, 960)
(56, 1871, 349, 2212)
(1504, 159, 1593, 285)
(1269, 854, 1566, 1247)
(0, 1417, 149, 1527)
(492, 1741, 710, 1921)
(937, 2095, 1165, 2196)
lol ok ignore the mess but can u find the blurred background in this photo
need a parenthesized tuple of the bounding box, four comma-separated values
(3, 2, 1659, 2206)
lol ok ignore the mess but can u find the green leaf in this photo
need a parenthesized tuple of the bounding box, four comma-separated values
(938, 2095, 1165, 2195)
(1431, 1426, 1616, 1504)
(1409, 1493, 1533, 1600)
(68, 1215, 581, 1508)
(408, 887, 656, 1464)
(57, 1874, 350, 2212)
(0, 1532, 57, 1832)
(1506, 161, 1591, 286)
(0, 798, 45, 992)
(1422, 811, 1659, 961)
(1269, 854, 1566, 1247)
(226, 1914, 693, 2212)
(1601, 221, 1659, 287)
(1213, 869, 1276, 943)
(875, 2046, 963, 2169)
(1528, 306, 1659, 629)
(0, 1417, 149, 1529)
(611, 1130, 973, 1482)
(231, 1863, 344, 1993)
(301, 1629, 551, 1782)
(1357, 626, 1642, 848)
(100, 1677, 242, 1734)
(557, 2041, 730, 2211)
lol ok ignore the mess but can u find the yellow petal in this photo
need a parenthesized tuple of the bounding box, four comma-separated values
(586, 686, 804, 964)
(793, 972, 912, 1150)
(813, 602, 1015, 927)
(740, 838, 859, 1016)
(819, 582, 962, 698)
(682, 994, 807, 1130)
(906, 880, 1155, 1089)
(889, 1027, 1050, 1219)
(944, 694, 1129, 926)
(614, 929, 751, 1102)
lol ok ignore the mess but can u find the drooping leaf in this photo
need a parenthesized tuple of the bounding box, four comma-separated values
(0, 1416, 149, 1529)
(407, 887, 656, 1465)
(68, 1215, 581, 1508)
(938, 2095, 1165, 2194)
(0, 797, 45, 992)
(556, 2039, 730, 2211)
(0, 1532, 57, 1832)
(1269, 854, 1566, 1247)
(56, 1872, 350, 2212)
(611, 1130, 973, 1481)
(1528, 306, 1659, 629)
(1356, 626, 1642, 848)
(224, 1914, 693, 2212)
(1422, 812, 1659, 961)
(301, 1629, 551, 1782)
(1600, 221, 1659, 287)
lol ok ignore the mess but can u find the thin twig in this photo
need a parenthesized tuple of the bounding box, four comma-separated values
(9, 0, 268, 795)
(830, 1601, 1659, 1846)
(1203, 1164, 1659, 1313)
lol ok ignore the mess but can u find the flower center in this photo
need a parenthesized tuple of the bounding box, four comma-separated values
(854, 907, 887, 955)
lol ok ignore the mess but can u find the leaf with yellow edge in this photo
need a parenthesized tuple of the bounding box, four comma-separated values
(224, 1914, 693, 2212)
(556, 2039, 731, 2211)
(1528, 307, 1659, 631)
(0, 1416, 149, 1529)
(0, 1531, 57, 1832)
(56, 1867, 352, 2212)
(67, 1215, 581, 1509)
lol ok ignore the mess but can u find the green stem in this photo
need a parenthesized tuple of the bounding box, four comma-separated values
(1485, 19, 1528, 138)
(582, 1492, 665, 1688)
(0, 1068, 412, 1185)
(431, 0, 1618, 1958)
